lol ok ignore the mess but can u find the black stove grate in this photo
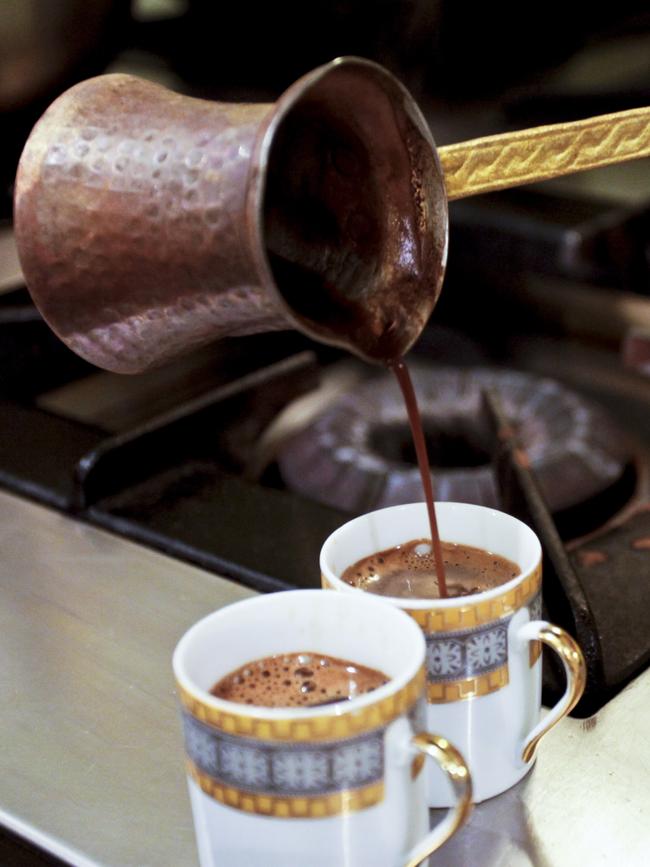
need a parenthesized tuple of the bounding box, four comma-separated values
(0, 288, 347, 592)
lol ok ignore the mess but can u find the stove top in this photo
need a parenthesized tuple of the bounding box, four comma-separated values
(0, 287, 347, 592)
(2, 270, 650, 716)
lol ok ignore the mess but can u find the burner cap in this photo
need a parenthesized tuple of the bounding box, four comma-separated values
(277, 366, 632, 516)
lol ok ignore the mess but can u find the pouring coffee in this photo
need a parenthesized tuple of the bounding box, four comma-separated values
(13, 56, 650, 596)
(14, 56, 650, 375)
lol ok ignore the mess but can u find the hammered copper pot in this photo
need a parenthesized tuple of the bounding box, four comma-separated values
(14, 57, 447, 373)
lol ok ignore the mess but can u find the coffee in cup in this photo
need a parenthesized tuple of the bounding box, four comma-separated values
(211, 651, 388, 707)
(321, 502, 587, 805)
(341, 539, 521, 599)
(173, 589, 473, 867)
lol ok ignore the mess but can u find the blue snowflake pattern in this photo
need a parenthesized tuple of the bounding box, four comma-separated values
(272, 751, 329, 793)
(426, 639, 463, 676)
(332, 738, 383, 787)
(220, 743, 270, 789)
(466, 627, 507, 670)
(183, 716, 218, 775)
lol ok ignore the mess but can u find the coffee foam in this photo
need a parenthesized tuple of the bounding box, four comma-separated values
(342, 539, 521, 599)
(211, 652, 388, 708)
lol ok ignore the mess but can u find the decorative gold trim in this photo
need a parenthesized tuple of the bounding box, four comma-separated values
(405, 735, 473, 867)
(427, 664, 509, 703)
(439, 106, 650, 201)
(405, 564, 542, 634)
(177, 666, 425, 741)
(529, 640, 542, 667)
(323, 565, 542, 634)
(411, 753, 425, 780)
(521, 626, 586, 763)
(188, 761, 384, 817)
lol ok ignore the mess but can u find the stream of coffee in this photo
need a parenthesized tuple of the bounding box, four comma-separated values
(390, 358, 448, 598)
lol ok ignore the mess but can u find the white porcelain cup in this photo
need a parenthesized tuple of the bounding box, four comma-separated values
(173, 589, 473, 867)
(320, 502, 586, 805)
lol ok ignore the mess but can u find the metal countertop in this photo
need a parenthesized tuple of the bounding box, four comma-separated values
(0, 490, 648, 866)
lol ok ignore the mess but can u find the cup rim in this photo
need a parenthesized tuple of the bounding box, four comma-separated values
(173, 589, 425, 721)
(320, 501, 542, 610)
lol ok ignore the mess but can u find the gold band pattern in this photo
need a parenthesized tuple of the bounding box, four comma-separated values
(177, 666, 425, 742)
(426, 663, 509, 703)
(322, 565, 541, 633)
(404, 564, 542, 634)
(188, 761, 385, 818)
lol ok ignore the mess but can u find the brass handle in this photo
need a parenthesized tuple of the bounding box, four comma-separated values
(518, 623, 587, 765)
(403, 734, 473, 867)
(438, 105, 650, 200)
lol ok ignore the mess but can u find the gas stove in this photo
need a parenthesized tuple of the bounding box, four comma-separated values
(2, 231, 650, 720)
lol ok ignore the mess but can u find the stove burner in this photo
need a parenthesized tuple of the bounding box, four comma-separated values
(277, 366, 633, 523)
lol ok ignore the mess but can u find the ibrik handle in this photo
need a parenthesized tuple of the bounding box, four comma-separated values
(439, 105, 650, 200)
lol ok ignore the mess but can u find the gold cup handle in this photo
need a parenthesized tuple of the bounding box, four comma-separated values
(403, 734, 473, 867)
(517, 622, 587, 765)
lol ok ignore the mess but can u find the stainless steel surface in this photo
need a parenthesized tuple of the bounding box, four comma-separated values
(0, 490, 253, 866)
(1, 489, 648, 865)
(437, 671, 650, 866)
